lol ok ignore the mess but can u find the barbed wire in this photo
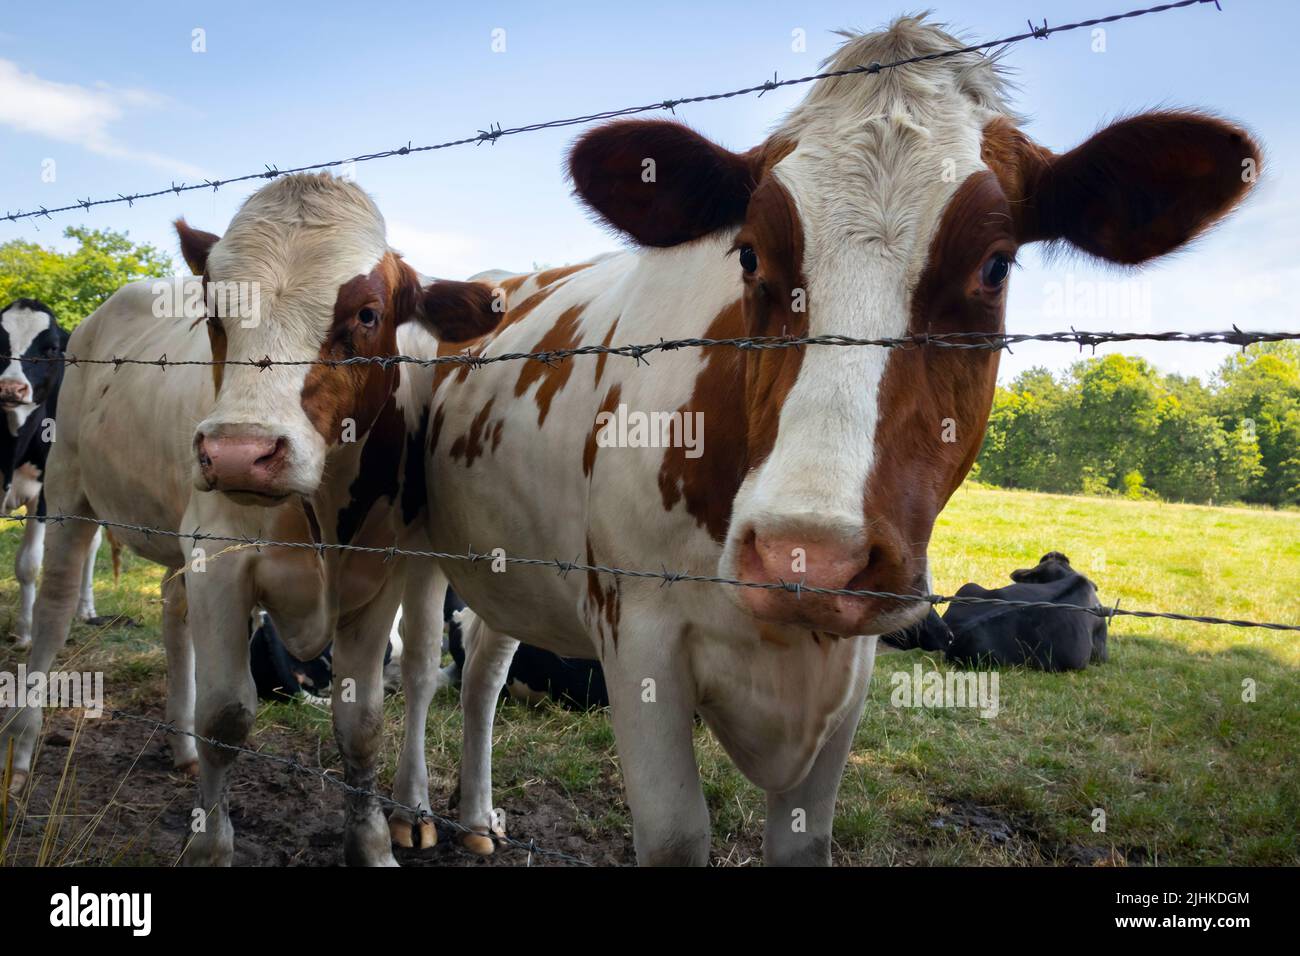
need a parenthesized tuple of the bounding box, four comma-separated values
(4, 512, 1295, 631)
(106, 709, 591, 866)
(4, 328, 1295, 375)
(0, 0, 1222, 225)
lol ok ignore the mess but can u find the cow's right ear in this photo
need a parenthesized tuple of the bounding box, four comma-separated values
(174, 218, 221, 276)
(568, 120, 759, 247)
(417, 280, 502, 343)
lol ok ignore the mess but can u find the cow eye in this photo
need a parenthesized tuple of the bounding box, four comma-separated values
(980, 253, 1011, 290)
(739, 246, 759, 275)
(358, 307, 380, 327)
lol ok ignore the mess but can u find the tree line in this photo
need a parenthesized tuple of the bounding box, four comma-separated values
(974, 345, 1300, 508)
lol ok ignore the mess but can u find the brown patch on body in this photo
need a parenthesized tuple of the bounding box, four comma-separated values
(513, 304, 585, 426)
(657, 301, 748, 542)
(584, 383, 622, 478)
(584, 537, 620, 653)
(535, 263, 592, 287)
(593, 317, 619, 387)
(449, 397, 497, 466)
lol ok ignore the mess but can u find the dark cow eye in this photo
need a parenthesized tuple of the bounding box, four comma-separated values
(980, 253, 1011, 290)
(358, 307, 380, 327)
(739, 246, 759, 275)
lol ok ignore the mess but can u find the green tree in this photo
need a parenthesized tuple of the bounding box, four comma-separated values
(1213, 343, 1300, 506)
(0, 226, 173, 330)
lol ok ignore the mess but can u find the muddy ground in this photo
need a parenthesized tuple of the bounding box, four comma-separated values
(5, 703, 634, 868)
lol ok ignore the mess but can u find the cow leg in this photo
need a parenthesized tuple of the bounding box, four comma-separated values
(331, 570, 404, 867)
(11, 503, 45, 648)
(161, 573, 198, 773)
(604, 629, 710, 866)
(763, 653, 873, 866)
(389, 564, 447, 850)
(1, 512, 97, 794)
(183, 564, 256, 867)
(457, 615, 518, 856)
(74, 528, 102, 621)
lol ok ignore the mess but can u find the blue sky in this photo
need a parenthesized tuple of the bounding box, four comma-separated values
(1, 0, 1295, 383)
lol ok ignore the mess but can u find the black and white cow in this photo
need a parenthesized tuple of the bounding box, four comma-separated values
(2, 298, 103, 645)
(943, 552, 1108, 672)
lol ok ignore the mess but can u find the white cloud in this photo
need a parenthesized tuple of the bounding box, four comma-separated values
(0, 58, 203, 178)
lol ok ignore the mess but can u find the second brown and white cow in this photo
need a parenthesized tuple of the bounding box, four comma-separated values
(0, 172, 498, 865)
(412, 17, 1260, 864)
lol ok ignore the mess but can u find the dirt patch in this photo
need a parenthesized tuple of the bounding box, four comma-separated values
(4, 704, 633, 867)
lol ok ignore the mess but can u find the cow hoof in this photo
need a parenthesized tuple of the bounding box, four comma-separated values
(415, 819, 437, 849)
(389, 817, 438, 850)
(460, 830, 495, 856)
(389, 817, 414, 848)
(174, 759, 200, 778)
(11, 635, 31, 650)
(6, 769, 27, 796)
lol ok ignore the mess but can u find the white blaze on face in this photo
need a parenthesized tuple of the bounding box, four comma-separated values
(1, 304, 54, 435)
(189, 176, 389, 496)
(722, 94, 996, 576)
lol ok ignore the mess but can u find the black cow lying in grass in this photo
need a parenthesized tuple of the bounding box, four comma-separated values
(879, 553, 1108, 672)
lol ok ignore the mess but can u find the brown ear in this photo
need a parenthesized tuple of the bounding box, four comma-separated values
(568, 119, 759, 247)
(985, 112, 1261, 264)
(174, 218, 221, 276)
(416, 280, 502, 343)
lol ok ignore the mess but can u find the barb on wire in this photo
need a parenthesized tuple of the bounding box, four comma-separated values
(107, 710, 591, 866)
(4, 328, 1295, 374)
(1, 0, 1220, 225)
(4, 512, 1296, 632)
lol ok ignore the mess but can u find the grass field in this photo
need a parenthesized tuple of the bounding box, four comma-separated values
(2, 484, 1298, 866)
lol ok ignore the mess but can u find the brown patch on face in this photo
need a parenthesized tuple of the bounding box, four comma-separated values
(301, 253, 409, 445)
(205, 290, 227, 394)
(733, 177, 809, 465)
(513, 304, 585, 426)
(535, 263, 592, 287)
(584, 382, 622, 478)
(656, 174, 809, 542)
(861, 171, 1012, 587)
(449, 397, 497, 466)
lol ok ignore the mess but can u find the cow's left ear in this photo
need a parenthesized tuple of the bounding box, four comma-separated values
(986, 112, 1261, 264)
(174, 219, 222, 276)
(413, 280, 502, 343)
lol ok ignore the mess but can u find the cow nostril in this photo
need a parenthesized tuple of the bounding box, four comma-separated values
(255, 437, 287, 467)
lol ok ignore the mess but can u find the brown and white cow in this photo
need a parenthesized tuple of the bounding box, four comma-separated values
(411, 18, 1260, 864)
(0, 172, 498, 865)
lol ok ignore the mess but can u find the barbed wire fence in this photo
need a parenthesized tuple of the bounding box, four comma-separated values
(1, 0, 1222, 226)
(2, 0, 1292, 868)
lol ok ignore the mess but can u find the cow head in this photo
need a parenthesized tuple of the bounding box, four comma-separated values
(1010, 551, 1074, 584)
(0, 298, 65, 437)
(569, 17, 1259, 636)
(177, 173, 499, 503)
